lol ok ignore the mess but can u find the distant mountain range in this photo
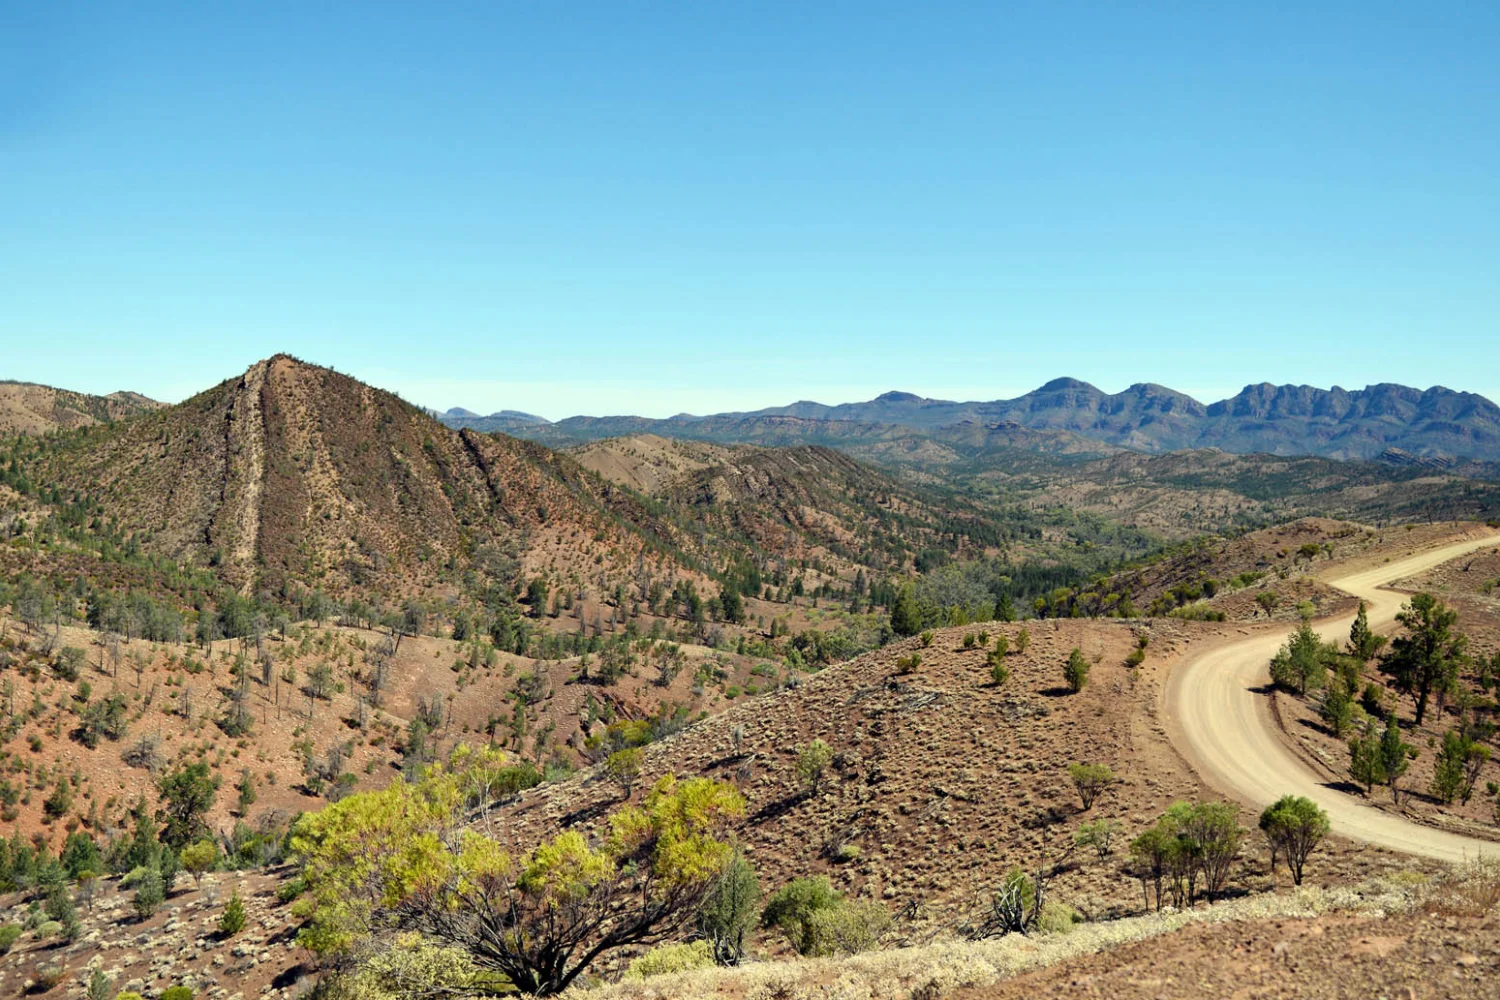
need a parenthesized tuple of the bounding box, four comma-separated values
(434, 379, 1500, 464)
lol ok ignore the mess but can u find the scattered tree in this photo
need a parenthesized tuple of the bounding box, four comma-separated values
(697, 853, 759, 966)
(1377, 713, 1417, 802)
(1258, 795, 1329, 885)
(796, 740, 834, 796)
(1381, 593, 1464, 725)
(1074, 818, 1120, 860)
(1346, 602, 1386, 662)
(606, 747, 644, 799)
(1067, 763, 1116, 811)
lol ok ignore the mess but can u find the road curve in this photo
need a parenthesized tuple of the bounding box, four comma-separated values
(1166, 532, 1500, 863)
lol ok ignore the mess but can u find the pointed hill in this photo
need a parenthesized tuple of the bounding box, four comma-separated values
(14, 355, 685, 600)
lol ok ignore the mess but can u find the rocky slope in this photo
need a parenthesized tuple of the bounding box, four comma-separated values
(0, 381, 159, 435)
(8, 355, 687, 600)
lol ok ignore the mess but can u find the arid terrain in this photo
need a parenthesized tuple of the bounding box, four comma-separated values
(0, 359, 1497, 999)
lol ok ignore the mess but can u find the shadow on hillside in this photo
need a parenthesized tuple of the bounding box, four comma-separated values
(272, 964, 311, 991)
(749, 793, 808, 825)
(1296, 717, 1341, 738)
(1038, 686, 1076, 698)
(561, 799, 614, 828)
(1021, 806, 1074, 830)
(1320, 779, 1367, 796)
(703, 753, 752, 771)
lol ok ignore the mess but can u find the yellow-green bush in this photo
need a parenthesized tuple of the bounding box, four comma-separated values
(623, 940, 715, 981)
(807, 900, 891, 956)
(1037, 900, 1083, 935)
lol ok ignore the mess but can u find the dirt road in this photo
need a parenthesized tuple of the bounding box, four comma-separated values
(1166, 532, 1500, 863)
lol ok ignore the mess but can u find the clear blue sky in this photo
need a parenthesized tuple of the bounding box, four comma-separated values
(3, 2, 1497, 418)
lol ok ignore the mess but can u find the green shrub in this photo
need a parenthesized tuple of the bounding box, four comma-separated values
(1036, 900, 1082, 934)
(275, 875, 307, 903)
(1063, 648, 1090, 693)
(34, 919, 62, 939)
(0, 924, 20, 953)
(894, 653, 921, 674)
(919, 631, 934, 648)
(623, 940, 714, 981)
(1074, 818, 1121, 859)
(807, 900, 890, 956)
(133, 866, 164, 919)
(762, 876, 841, 955)
(219, 888, 247, 937)
(987, 652, 1009, 686)
(795, 740, 834, 795)
(161, 988, 194, 1000)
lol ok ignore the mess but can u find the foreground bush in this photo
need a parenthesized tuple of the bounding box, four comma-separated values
(291, 745, 745, 996)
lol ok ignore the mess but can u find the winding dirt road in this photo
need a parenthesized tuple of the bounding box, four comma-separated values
(1167, 532, 1500, 863)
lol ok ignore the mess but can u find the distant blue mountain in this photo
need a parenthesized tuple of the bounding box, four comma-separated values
(432, 380, 1500, 463)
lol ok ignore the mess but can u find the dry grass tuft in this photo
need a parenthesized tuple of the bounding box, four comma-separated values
(1417, 857, 1500, 917)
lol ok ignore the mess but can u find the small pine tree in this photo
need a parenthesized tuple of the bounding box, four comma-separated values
(1318, 682, 1354, 737)
(235, 769, 257, 817)
(1377, 714, 1415, 803)
(219, 888, 246, 937)
(1348, 720, 1385, 794)
(889, 587, 921, 637)
(1346, 602, 1385, 661)
(1063, 648, 1090, 693)
(133, 865, 164, 920)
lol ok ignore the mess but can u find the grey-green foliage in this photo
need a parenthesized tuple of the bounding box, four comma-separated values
(697, 853, 759, 965)
(913, 563, 997, 625)
(1130, 801, 1243, 909)
(85, 969, 112, 1000)
(1074, 818, 1121, 860)
(761, 877, 841, 955)
(132, 865, 164, 919)
(805, 900, 890, 955)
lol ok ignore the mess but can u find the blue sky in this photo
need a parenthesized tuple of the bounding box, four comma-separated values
(2, 2, 1497, 419)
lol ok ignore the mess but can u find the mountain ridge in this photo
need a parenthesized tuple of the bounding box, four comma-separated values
(435, 378, 1500, 462)
(0, 379, 162, 434)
